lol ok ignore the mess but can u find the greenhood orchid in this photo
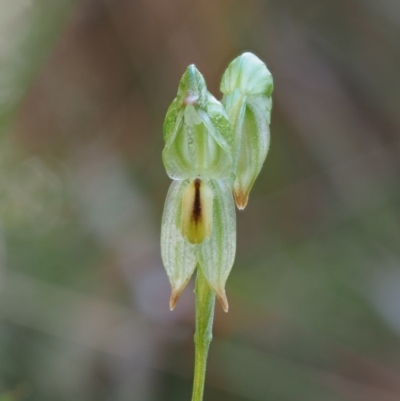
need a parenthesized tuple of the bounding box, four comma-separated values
(160, 53, 273, 401)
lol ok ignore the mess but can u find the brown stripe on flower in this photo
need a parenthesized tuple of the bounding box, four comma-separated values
(192, 178, 202, 224)
(181, 179, 213, 244)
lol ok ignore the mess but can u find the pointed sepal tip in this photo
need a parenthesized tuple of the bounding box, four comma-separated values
(233, 189, 250, 210)
(170, 287, 184, 311)
(216, 289, 229, 312)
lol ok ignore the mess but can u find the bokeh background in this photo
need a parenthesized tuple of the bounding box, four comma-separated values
(1, 0, 400, 400)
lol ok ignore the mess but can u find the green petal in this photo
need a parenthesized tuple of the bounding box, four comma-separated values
(220, 52, 273, 97)
(162, 122, 194, 180)
(161, 180, 197, 310)
(177, 64, 208, 109)
(163, 105, 233, 180)
(221, 89, 246, 182)
(233, 96, 271, 209)
(205, 93, 233, 152)
(163, 98, 183, 144)
(163, 67, 233, 180)
(198, 179, 236, 312)
(163, 64, 208, 147)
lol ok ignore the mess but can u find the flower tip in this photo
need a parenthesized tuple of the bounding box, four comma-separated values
(177, 64, 207, 108)
(169, 288, 183, 311)
(233, 189, 250, 210)
(217, 289, 229, 313)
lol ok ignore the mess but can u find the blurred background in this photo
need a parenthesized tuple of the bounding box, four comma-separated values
(0, 0, 400, 400)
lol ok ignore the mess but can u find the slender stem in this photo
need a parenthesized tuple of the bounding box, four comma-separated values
(191, 269, 215, 401)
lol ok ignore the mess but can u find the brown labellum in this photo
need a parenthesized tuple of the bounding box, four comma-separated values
(181, 179, 213, 244)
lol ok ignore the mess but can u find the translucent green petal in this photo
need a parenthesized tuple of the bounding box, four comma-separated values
(221, 89, 246, 182)
(161, 180, 197, 309)
(163, 98, 183, 144)
(162, 122, 194, 180)
(198, 179, 236, 311)
(163, 67, 233, 180)
(163, 105, 233, 180)
(220, 52, 273, 97)
(177, 64, 208, 109)
(163, 64, 208, 147)
(233, 97, 270, 209)
(205, 93, 233, 152)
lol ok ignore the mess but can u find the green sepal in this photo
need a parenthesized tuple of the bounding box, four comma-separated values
(163, 98, 183, 143)
(177, 64, 208, 109)
(163, 68, 233, 180)
(220, 52, 273, 97)
(161, 179, 197, 310)
(205, 93, 233, 152)
(232, 96, 271, 209)
(198, 179, 236, 312)
(163, 64, 208, 146)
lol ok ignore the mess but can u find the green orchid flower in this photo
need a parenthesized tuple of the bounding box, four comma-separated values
(221, 52, 274, 209)
(160, 54, 273, 401)
(161, 65, 236, 312)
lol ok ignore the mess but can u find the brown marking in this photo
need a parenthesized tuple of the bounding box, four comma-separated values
(233, 188, 250, 210)
(192, 178, 202, 223)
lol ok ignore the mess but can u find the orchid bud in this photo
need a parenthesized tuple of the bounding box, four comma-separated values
(163, 65, 233, 180)
(220, 52, 273, 209)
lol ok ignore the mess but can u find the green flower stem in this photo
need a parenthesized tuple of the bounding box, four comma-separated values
(191, 268, 215, 401)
